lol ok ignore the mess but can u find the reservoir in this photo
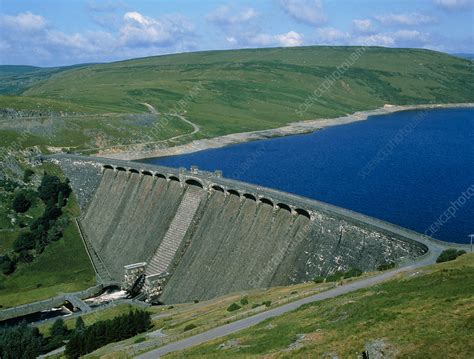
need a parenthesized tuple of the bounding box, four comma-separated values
(139, 108, 474, 244)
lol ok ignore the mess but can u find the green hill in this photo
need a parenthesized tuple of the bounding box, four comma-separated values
(165, 253, 474, 358)
(0, 46, 473, 152)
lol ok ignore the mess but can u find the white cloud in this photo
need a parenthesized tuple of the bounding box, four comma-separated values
(315, 27, 350, 44)
(276, 31, 304, 46)
(434, 0, 473, 10)
(0, 11, 196, 66)
(279, 0, 327, 26)
(207, 5, 258, 28)
(375, 13, 436, 26)
(235, 31, 303, 47)
(0, 12, 47, 33)
(352, 19, 374, 34)
(119, 12, 194, 48)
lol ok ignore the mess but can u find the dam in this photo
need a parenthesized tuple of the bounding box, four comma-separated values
(51, 154, 429, 304)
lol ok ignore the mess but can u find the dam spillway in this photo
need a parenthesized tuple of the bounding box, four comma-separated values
(52, 154, 428, 304)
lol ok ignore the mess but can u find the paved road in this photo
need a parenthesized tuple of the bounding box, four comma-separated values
(136, 250, 439, 359)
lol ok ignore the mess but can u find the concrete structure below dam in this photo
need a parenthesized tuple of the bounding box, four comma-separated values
(49, 154, 432, 304)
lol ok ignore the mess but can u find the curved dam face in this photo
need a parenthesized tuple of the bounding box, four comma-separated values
(52, 155, 427, 304)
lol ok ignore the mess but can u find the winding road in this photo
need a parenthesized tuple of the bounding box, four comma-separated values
(136, 241, 449, 358)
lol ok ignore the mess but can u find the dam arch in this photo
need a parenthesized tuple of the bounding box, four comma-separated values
(211, 185, 225, 192)
(103, 164, 114, 171)
(142, 170, 153, 176)
(295, 208, 311, 219)
(277, 203, 292, 212)
(185, 179, 204, 188)
(129, 168, 139, 174)
(155, 173, 166, 180)
(169, 175, 180, 182)
(116, 166, 126, 172)
(260, 197, 274, 207)
(228, 189, 240, 197)
(243, 193, 257, 201)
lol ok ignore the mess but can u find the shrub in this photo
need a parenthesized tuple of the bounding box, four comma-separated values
(313, 276, 325, 283)
(0, 255, 15, 275)
(18, 250, 33, 263)
(240, 297, 249, 305)
(263, 300, 272, 307)
(23, 169, 35, 183)
(325, 271, 345, 282)
(134, 337, 146, 343)
(227, 303, 241, 312)
(344, 268, 363, 279)
(378, 262, 396, 271)
(193, 298, 199, 303)
(50, 318, 68, 338)
(183, 323, 197, 332)
(12, 192, 32, 213)
(437, 249, 466, 263)
(13, 231, 36, 252)
(251, 304, 260, 309)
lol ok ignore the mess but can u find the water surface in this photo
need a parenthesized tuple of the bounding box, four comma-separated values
(140, 108, 474, 243)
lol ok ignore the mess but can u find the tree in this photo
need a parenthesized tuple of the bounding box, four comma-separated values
(13, 231, 36, 252)
(12, 192, 32, 213)
(0, 255, 15, 275)
(75, 316, 86, 332)
(50, 318, 68, 338)
(23, 168, 35, 183)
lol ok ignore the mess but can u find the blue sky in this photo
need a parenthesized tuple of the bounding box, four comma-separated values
(0, 0, 472, 66)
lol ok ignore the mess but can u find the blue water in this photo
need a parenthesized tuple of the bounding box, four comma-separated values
(140, 108, 474, 243)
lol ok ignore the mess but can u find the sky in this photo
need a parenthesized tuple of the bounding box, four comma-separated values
(0, 0, 473, 67)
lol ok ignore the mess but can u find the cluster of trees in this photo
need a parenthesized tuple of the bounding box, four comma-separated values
(436, 248, 466, 263)
(65, 310, 151, 358)
(2, 173, 72, 275)
(0, 322, 44, 359)
(0, 310, 150, 359)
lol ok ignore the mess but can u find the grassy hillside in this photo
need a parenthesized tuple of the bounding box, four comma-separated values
(165, 253, 474, 358)
(0, 162, 95, 308)
(0, 64, 91, 95)
(0, 46, 473, 153)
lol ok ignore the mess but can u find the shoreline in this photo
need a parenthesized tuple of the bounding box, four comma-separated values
(97, 102, 474, 161)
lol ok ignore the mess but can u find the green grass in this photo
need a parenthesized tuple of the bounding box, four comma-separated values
(36, 304, 139, 337)
(0, 164, 95, 309)
(164, 254, 474, 358)
(0, 46, 472, 153)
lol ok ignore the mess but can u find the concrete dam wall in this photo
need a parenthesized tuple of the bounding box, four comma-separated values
(52, 155, 428, 304)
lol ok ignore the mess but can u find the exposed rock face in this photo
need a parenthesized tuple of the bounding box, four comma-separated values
(52, 155, 427, 304)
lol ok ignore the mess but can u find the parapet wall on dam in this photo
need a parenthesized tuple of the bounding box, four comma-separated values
(51, 154, 428, 304)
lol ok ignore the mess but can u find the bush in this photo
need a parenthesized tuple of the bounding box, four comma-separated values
(437, 249, 466, 263)
(18, 250, 33, 263)
(227, 303, 241, 312)
(50, 318, 68, 338)
(183, 323, 197, 332)
(377, 262, 396, 271)
(263, 300, 272, 307)
(38, 174, 71, 206)
(325, 271, 345, 282)
(251, 303, 260, 309)
(313, 276, 325, 283)
(13, 231, 36, 252)
(344, 268, 363, 279)
(0, 255, 15, 275)
(12, 192, 32, 213)
(193, 298, 199, 304)
(240, 297, 249, 305)
(134, 337, 146, 343)
(23, 169, 35, 183)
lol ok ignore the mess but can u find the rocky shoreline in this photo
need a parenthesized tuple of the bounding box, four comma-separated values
(98, 102, 474, 161)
